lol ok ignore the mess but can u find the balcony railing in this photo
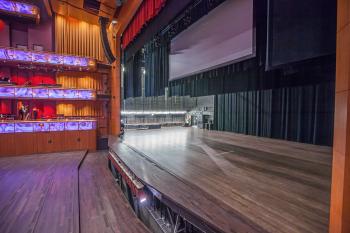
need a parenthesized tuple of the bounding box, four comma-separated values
(0, 85, 96, 100)
(0, 47, 96, 71)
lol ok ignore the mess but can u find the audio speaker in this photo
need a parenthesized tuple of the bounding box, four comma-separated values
(99, 16, 116, 64)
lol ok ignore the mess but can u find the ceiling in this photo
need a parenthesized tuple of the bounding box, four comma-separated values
(41, 0, 141, 31)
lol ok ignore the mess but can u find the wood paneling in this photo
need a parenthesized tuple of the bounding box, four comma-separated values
(79, 152, 149, 233)
(87, 130, 96, 151)
(330, 0, 350, 232)
(36, 132, 65, 154)
(15, 133, 37, 156)
(0, 151, 148, 233)
(56, 102, 103, 117)
(0, 130, 96, 156)
(110, 128, 332, 233)
(55, 14, 106, 61)
(0, 151, 85, 233)
(78, 130, 96, 151)
(110, 25, 120, 136)
(0, 133, 15, 156)
(56, 73, 103, 90)
(64, 131, 81, 151)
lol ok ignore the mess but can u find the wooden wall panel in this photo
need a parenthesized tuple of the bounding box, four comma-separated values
(87, 130, 96, 151)
(51, 132, 65, 152)
(64, 131, 81, 151)
(0, 134, 16, 156)
(15, 133, 37, 156)
(56, 102, 103, 117)
(56, 73, 103, 90)
(78, 130, 96, 151)
(0, 131, 96, 156)
(55, 15, 106, 62)
(330, 0, 350, 232)
(79, 130, 90, 150)
(36, 132, 65, 153)
(36, 132, 52, 154)
(110, 26, 120, 136)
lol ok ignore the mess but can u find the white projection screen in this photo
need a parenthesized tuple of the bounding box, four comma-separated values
(169, 0, 255, 81)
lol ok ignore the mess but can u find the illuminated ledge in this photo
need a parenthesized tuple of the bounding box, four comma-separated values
(121, 111, 187, 115)
(0, 86, 96, 100)
(0, 47, 96, 71)
(0, 0, 39, 21)
(0, 119, 96, 133)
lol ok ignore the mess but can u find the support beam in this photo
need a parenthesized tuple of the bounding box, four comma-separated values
(110, 32, 121, 136)
(329, 0, 350, 232)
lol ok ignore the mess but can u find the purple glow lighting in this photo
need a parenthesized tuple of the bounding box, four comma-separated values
(32, 52, 47, 63)
(64, 89, 78, 99)
(65, 121, 79, 131)
(34, 122, 50, 132)
(79, 90, 95, 99)
(0, 47, 96, 70)
(0, 0, 38, 17)
(15, 87, 33, 98)
(79, 121, 93, 130)
(32, 88, 48, 98)
(64, 56, 75, 66)
(49, 122, 65, 131)
(48, 54, 64, 65)
(49, 89, 64, 98)
(0, 86, 15, 97)
(0, 48, 7, 59)
(15, 122, 34, 132)
(15, 50, 32, 61)
(80, 58, 89, 67)
(0, 86, 95, 100)
(0, 122, 14, 133)
(0, 1, 13, 11)
(6, 49, 16, 60)
(0, 120, 96, 133)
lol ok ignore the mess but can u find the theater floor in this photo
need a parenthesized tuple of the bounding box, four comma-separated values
(110, 127, 332, 233)
(0, 151, 148, 233)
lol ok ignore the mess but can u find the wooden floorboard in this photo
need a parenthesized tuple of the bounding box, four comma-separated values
(109, 127, 332, 233)
(0, 151, 84, 233)
(79, 151, 149, 233)
(0, 150, 148, 233)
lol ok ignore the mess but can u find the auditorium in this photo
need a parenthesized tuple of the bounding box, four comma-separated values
(0, 0, 347, 233)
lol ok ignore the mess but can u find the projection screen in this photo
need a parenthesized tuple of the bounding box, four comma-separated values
(169, 0, 255, 81)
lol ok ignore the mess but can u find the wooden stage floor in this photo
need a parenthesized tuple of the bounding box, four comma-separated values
(0, 151, 148, 233)
(110, 127, 332, 233)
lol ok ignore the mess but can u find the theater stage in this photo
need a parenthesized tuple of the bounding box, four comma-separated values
(109, 127, 332, 233)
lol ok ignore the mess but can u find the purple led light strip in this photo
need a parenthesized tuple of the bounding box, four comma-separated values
(0, 86, 96, 100)
(0, 0, 39, 16)
(0, 120, 96, 133)
(0, 47, 96, 69)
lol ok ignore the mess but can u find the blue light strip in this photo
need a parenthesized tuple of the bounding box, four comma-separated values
(0, 0, 39, 17)
(0, 86, 96, 100)
(0, 47, 96, 70)
(0, 120, 97, 133)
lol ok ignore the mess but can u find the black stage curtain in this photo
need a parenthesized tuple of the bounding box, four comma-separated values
(169, 56, 335, 146)
(144, 40, 169, 97)
(214, 82, 334, 146)
(124, 51, 142, 98)
(169, 56, 334, 97)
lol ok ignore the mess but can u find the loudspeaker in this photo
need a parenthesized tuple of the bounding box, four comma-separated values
(99, 16, 116, 64)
